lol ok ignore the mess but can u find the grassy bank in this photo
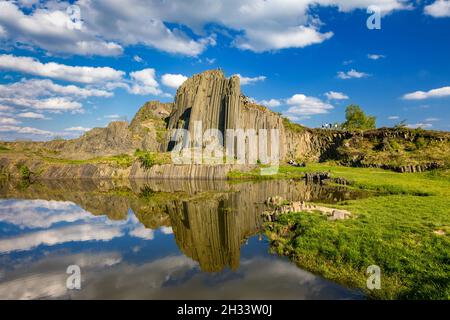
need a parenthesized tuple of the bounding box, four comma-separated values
(260, 164, 450, 299)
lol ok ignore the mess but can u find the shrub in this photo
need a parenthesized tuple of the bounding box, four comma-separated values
(415, 137, 427, 149)
(19, 165, 31, 180)
(134, 150, 167, 170)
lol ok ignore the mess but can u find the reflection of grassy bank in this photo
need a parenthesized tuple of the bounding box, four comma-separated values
(262, 164, 450, 299)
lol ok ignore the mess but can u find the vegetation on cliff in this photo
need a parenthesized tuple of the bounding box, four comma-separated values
(334, 128, 450, 170)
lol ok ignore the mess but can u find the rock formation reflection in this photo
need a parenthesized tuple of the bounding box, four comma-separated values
(0, 178, 366, 272)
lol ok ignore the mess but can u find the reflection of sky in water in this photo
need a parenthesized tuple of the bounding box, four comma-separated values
(0, 198, 363, 300)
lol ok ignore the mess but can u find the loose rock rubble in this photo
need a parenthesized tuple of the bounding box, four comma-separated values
(264, 197, 352, 221)
(304, 172, 331, 184)
(288, 159, 306, 167)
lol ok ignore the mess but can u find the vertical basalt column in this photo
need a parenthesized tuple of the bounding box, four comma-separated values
(165, 70, 288, 161)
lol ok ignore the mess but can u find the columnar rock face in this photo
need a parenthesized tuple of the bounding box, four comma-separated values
(164, 69, 355, 163)
(166, 69, 288, 160)
(130, 163, 258, 180)
(168, 70, 241, 134)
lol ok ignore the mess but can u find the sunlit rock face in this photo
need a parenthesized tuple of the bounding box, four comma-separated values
(166, 70, 285, 160)
(165, 69, 346, 163)
(168, 70, 241, 134)
(0, 69, 356, 180)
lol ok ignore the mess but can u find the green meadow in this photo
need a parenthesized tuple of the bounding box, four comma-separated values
(259, 164, 449, 299)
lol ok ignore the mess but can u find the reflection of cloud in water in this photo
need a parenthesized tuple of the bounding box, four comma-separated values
(0, 252, 359, 299)
(129, 225, 154, 240)
(0, 199, 94, 229)
(160, 226, 173, 234)
(84, 256, 361, 299)
(0, 273, 68, 300)
(0, 200, 159, 253)
(0, 224, 123, 253)
(0, 252, 122, 299)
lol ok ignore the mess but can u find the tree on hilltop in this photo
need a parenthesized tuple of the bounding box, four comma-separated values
(341, 105, 376, 131)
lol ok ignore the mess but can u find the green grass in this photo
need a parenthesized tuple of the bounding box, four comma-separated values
(134, 150, 171, 170)
(282, 117, 306, 133)
(42, 154, 134, 168)
(261, 163, 450, 299)
(0, 145, 11, 152)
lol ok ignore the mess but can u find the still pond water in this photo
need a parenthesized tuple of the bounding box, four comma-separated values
(0, 178, 365, 299)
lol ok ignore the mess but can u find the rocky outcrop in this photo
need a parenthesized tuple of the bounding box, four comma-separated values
(1, 69, 449, 177)
(304, 172, 332, 184)
(166, 70, 286, 160)
(3, 101, 172, 161)
(0, 156, 131, 180)
(130, 162, 258, 180)
(129, 101, 172, 152)
(263, 197, 352, 221)
(168, 70, 240, 134)
(45, 121, 137, 160)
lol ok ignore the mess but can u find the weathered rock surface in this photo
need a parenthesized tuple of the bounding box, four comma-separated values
(130, 162, 258, 180)
(4, 101, 172, 160)
(166, 70, 285, 160)
(263, 197, 352, 221)
(304, 172, 332, 184)
(0, 156, 131, 180)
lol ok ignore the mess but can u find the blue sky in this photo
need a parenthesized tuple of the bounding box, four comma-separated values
(0, 0, 449, 140)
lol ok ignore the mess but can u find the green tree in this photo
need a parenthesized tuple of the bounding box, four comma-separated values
(342, 105, 376, 131)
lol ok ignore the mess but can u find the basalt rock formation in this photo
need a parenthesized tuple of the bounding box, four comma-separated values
(1, 69, 449, 179)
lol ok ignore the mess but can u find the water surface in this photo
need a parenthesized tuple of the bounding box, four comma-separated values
(0, 179, 365, 299)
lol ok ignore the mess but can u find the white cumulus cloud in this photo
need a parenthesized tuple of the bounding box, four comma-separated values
(257, 99, 282, 108)
(425, 0, 450, 18)
(64, 126, 92, 132)
(325, 91, 349, 100)
(337, 69, 370, 80)
(368, 54, 386, 60)
(402, 86, 450, 100)
(129, 68, 162, 95)
(0, 54, 125, 84)
(0, 1, 123, 56)
(0, 125, 54, 136)
(406, 123, 433, 129)
(17, 112, 50, 120)
(0, 78, 113, 98)
(285, 94, 334, 116)
(161, 74, 188, 89)
(234, 74, 267, 85)
(0, 1, 411, 57)
(0, 97, 83, 113)
(0, 117, 20, 125)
